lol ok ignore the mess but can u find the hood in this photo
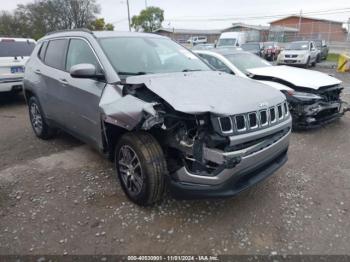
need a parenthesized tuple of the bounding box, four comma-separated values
(126, 71, 285, 116)
(247, 65, 341, 90)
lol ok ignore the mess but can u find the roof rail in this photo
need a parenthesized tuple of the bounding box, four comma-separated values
(45, 28, 94, 36)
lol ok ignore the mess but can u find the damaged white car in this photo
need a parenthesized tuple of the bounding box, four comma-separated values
(23, 30, 291, 205)
(195, 49, 349, 129)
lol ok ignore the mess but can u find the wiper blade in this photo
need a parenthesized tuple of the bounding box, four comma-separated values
(182, 69, 203, 72)
(117, 71, 151, 76)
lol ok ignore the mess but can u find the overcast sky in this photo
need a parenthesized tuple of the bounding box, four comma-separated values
(2, 0, 350, 31)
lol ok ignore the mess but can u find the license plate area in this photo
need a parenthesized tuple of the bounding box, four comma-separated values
(11, 66, 24, 74)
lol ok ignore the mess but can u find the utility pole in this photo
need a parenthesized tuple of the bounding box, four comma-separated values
(145, 0, 148, 8)
(126, 0, 131, 31)
(348, 18, 350, 41)
(298, 9, 302, 39)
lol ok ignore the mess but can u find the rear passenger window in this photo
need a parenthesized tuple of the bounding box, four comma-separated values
(44, 39, 68, 70)
(38, 41, 48, 61)
(66, 39, 99, 71)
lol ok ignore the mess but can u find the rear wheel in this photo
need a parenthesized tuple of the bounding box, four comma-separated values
(115, 132, 167, 206)
(28, 96, 56, 139)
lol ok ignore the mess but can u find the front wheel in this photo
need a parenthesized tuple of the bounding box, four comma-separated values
(304, 57, 311, 68)
(115, 132, 167, 206)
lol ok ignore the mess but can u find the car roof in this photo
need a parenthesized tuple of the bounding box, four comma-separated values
(0, 37, 36, 43)
(40, 29, 166, 41)
(196, 48, 249, 56)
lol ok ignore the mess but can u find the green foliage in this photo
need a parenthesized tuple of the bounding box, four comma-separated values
(0, 0, 102, 39)
(131, 6, 164, 32)
(89, 18, 114, 31)
(326, 53, 339, 62)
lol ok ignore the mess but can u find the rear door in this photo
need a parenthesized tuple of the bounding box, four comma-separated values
(60, 38, 106, 148)
(40, 39, 69, 124)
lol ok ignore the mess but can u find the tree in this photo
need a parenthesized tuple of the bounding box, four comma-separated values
(89, 18, 114, 31)
(131, 6, 164, 32)
(0, 0, 101, 39)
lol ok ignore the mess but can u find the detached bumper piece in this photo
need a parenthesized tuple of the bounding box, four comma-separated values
(291, 100, 349, 129)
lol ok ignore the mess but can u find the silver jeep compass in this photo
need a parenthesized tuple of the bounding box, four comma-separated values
(24, 30, 291, 206)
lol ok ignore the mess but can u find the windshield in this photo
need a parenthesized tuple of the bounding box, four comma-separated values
(285, 42, 309, 50)
(241, 44, 259, 51)
(263, 42, 275, 48)
(225, 53, 271, 74)
(99, 37, 210, 77)
(217, 38, 237, 47)
(0, 41, 36, 57)
(314, 41, 322, 48)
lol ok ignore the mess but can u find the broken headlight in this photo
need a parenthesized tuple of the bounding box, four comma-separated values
(292, 91, 322, 100)
(283, 90, 322, 101)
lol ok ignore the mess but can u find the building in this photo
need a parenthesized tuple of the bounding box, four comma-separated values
(153, 28, 221, 44)
(222, 23, 270, 42)
(270, 15, 348, 42)
(154, 23, 272, 44)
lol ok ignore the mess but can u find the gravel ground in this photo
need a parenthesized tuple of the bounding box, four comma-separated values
(0, 69, 350, 256)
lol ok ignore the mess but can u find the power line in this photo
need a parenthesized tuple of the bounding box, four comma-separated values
(164, 7, 350, 22)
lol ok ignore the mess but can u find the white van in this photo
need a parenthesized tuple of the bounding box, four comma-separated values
(187, 36, 208, 45)
(217, 32, 246, 48)
(0, 38, 36, 93)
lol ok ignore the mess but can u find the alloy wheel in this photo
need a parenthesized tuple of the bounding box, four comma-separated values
(118, 145, 144, 195)
(30, 103, 43, 135)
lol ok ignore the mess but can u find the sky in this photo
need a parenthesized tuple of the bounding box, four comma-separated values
(2, 0, 350, 31)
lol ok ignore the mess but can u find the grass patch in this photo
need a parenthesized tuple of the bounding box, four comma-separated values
(326, 53, 339, 62)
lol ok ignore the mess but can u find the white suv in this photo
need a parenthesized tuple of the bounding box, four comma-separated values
(0, 38, 36, 93)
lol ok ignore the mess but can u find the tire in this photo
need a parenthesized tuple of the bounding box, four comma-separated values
(304, 57, 311, 68)
(28, 96, 56, 139)
(316, 54, 321, 63)
(115, 132, 167, 206)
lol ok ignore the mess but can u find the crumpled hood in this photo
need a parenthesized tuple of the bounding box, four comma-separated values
(247, 66, 341, 90)
(126, 71, 285, 116)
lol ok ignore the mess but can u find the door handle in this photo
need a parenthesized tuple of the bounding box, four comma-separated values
(34, 69, 41, 75)
(59, 78, 68, 85)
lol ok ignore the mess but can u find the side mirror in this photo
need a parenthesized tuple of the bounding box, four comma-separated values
(70, 63, 104, 80)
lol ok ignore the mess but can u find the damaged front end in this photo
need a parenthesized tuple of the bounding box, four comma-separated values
(284, 85, 349, 129)
(99, 76, 291, 198)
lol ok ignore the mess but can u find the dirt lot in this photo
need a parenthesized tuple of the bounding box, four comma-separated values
(1, 68, 350, 256)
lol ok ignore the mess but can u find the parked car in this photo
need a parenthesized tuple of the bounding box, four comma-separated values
(191, 43, 215, 50)
(313, 40, 329, 61)
(217, 32, 246, 48)
(241, 42, 264, 57)
(277, 41, 318, 68)
(187, 36, 207, 45)
(262, 42, 281, 61)
(24, 30, 291, 205)
(0, 38, 36, 93)
(195, 49, 349, 129)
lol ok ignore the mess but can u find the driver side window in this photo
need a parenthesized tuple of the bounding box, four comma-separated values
(66, 39, 100, 72)
(199, 54, 233, 74)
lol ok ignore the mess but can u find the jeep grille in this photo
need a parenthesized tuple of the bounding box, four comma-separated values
(216, 101, 289, 135)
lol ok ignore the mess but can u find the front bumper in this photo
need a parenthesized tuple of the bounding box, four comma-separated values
(169, 118, 291, 199)
(291, 100, 349, 129)
(277, 58, 307, 66)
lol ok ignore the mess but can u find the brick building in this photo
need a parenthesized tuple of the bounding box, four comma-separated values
(270, 15, 348, 42)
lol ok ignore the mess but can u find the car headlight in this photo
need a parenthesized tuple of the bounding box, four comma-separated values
(292, 91, 322, 100)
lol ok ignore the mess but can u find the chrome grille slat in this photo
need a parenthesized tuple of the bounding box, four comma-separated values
(216, 100, 290, 135)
